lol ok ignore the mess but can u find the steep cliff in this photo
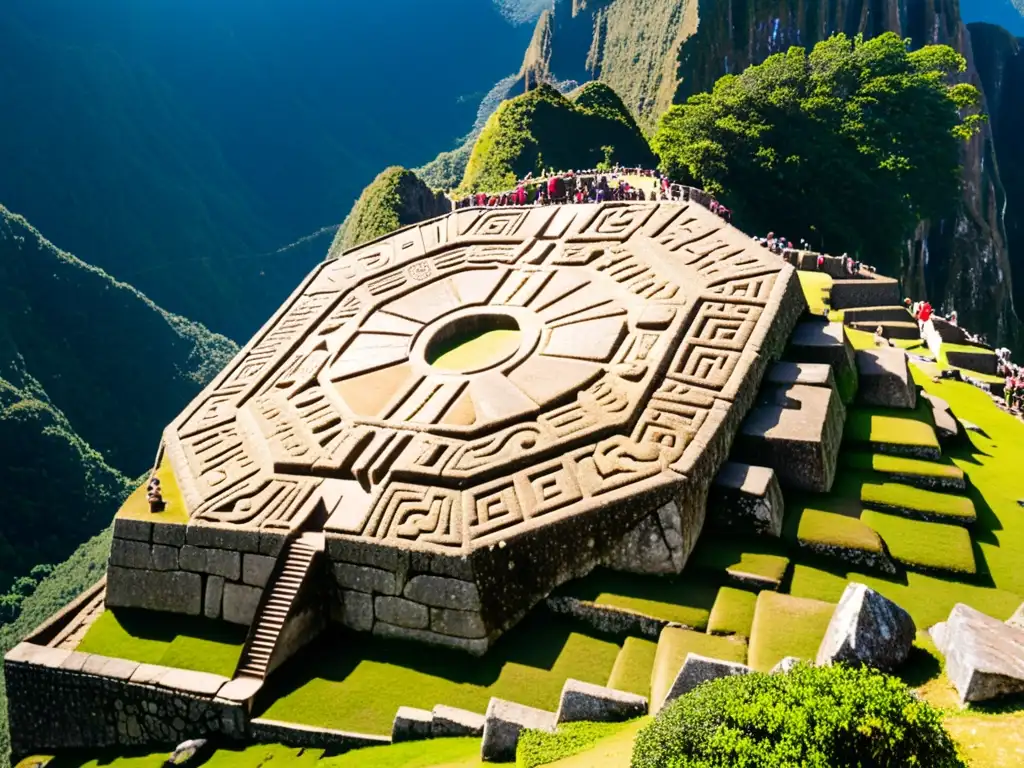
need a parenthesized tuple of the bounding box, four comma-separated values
(969, 23, 1024, 318)
(516, 0, 1021, 350)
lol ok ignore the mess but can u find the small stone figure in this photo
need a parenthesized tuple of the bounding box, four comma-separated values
(147, 476, 166, 513)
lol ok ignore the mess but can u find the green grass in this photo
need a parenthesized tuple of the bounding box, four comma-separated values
(689, 537, 790, 586)
(429, 329, 522, 372)
(857, 479, 976, 523)
(606, 637, 657, 699)
(75, 609, 244, 677)
(115, 454, 188, 524)
(792, 508, 885, 553)
(558, 568, 718, 629)
(516, 721, 634, 768)
(649, 628, 748, 708)
(320, 738, 482, 768)
(860, 511, 976, 574)
(543, 718, 649, 768)
(840, 452, 964, 483)
(706, 587, 758, 637)
(843, 409, 940, 453)
(747, 591, 835, 672)
(259, 615, 620, 735)
(796, 271, 832, 316)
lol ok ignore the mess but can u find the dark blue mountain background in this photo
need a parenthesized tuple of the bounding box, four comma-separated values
(0, 0, 532, 340)
(960, 0, 1024, 35)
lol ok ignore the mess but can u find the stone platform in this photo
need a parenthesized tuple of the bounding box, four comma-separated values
(102, 201, 804, 654)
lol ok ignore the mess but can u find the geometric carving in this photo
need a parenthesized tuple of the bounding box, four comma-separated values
(155, 200, 801, 649)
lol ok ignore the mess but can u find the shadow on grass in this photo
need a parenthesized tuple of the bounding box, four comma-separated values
(898, 644, 942, 688)
(109, 607, 247, 646)
(967, 693, 1024, 715)
(259, 610, 586, 711)
(557, 567, 719, 615)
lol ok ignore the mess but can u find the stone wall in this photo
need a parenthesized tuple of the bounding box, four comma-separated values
(829, 274, 901, 309)
(782, 250, 848, 278)
(5, 643, 246, 759)
(106, 517, 285, 626)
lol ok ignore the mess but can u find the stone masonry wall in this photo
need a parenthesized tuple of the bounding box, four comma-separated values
(327, 537, 491, 655)
(106, 517, 286, 626)
(5, 644, 246, 759)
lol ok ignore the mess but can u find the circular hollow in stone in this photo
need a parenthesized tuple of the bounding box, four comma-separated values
(425, 312, 523, 373)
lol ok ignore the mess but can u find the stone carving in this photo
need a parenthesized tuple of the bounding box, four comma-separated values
(110, 202, 801, 652)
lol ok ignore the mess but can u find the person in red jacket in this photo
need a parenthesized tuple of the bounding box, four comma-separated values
(918, 302, 933, 322)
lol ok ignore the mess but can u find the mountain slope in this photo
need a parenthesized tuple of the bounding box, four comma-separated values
(0, 205, 237, 473)
(459, 82, 656, 193)
(0, 0, 534, 338)
(511, 0, 1022, 353)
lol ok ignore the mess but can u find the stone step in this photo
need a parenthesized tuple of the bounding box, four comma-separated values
(733, 383, 845, 493)
(829, 274, 901, 309)
(555, 679, 647, 724)
(849, 320, 920, 340)
(649, 627, 748, 712)
(841, 305, 913, 323)
(855, 348, 917, 409)
(481, 698, 557, 763)
(839, 452, 966, 492)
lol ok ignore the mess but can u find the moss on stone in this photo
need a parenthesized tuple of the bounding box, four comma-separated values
(606, 637, 657, 699)
(747, 591, 835, 672)
(649, 628, 748, 709)
(706, 587, 758, 638)
(860, 511, 976, 574)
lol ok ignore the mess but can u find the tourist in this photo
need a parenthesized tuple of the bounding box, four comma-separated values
(949, 310, 958, 327)
(874, 326, 892, 347)
(817, 254, 825, 271)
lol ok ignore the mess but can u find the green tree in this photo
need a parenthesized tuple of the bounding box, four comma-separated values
(651, 33, 983, 268)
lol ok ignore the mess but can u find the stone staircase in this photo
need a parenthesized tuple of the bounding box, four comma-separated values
(235, 533, 324, 680)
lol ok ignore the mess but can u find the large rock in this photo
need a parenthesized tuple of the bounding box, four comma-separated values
(481, 698, 556, 763)
(816, 583, 915, 671)
(931, 603, 1024, 704)
(555, 679, 647, 724)
(707, 462, 784, 537)
(855, 349, 917, 410)
(659, 653, 752, 711)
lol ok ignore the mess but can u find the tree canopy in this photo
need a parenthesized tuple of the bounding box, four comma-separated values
(651, 33, 983, 267)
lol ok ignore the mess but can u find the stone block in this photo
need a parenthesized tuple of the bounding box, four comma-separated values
(178, 545, 208, 573)
(708, 462, 784, 537)
(829, 275, 900, 309)
(856, 349, 917, 409)
(4, 643, 72, 669)
(373, 621, 488, 655)
(130, 663, 169, 686)
(555, 679, 647, 724)
(109, 538, 154, 570)
(816, 583, 915, 671)
(327, 535, 408, 572)
(391, 706, 433, 743)
(106, 566, 202, 615)
(218, 676, 263, 703)
(481, 698, 556, 762)
(931, 603, 1024, 704)
(333, 562, 398, 595)
(113, 518, 152, 543)
(375, 596, 429, 629)
(151, 544, 179, 571)
(222, 582, 262, 625)
(603, 504, 683, 576)
(204, 548, 242, 580)
(59, 651, 92, 672)
(403, 575, 481, 610)
(945, 347, 997, 376)
(787, 321, 855, 372)
(735, 384, 844, 493)
(204, 575, 225, 620)
(922, 392, 961, 446)
(243, 553, 277, 587)
(659, 653, 752, 711)
(152, 522, 187, 547)
(766, 361, 835, 389)
(260, 531, 289, 557)
(339, 589, 374, 632)
(431, 705, 485, 738)
(430, 607, 487, 639)
(160, 668, 230, 696)
(81, 654, 139, 680)
(186, 522, 260, 553)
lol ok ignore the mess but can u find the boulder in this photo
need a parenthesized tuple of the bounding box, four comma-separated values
(921, 392, 961, 446)
(659, 653, 752, 711)
(816, 583, 915, 671)
(855, 349, 916, 410)
(769, 656, 801, 674)
(555, 679, 647, 724)
(707, 462, 784, 537)
(481, 698, 556, 763)
(392, 706, 433, 743)
(931, 603, 1024, 704)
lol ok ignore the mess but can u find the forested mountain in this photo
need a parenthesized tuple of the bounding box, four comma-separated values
(0, 0, 533, 340)
(0, 204, 236, 591)
(961, 0, 1024, 34)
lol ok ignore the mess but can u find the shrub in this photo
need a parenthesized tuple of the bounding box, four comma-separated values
(631, 663, 965, 768)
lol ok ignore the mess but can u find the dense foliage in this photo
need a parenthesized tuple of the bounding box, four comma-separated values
(458, 82, 656, 194)
(632, 663, 965, 768)
(652, 33, 983, 273)
(517, 721, 633, 767)
(335, 167, 451, 252)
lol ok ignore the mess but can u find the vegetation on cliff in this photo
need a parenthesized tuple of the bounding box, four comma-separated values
(333, 167, 451, 253)
(652, 33, 983, 275)
(458, 82, 655, 194)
